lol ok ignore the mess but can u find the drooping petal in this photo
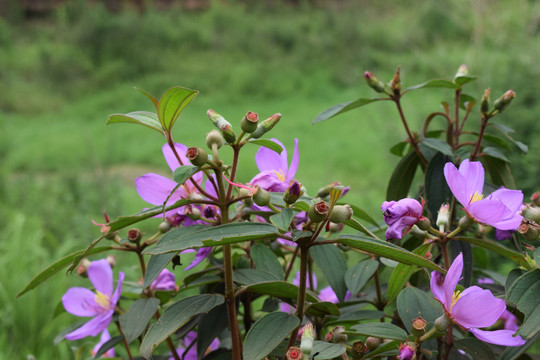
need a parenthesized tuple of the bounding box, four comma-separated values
(135, 173, 185, 206)
(65, 310, 114, 340)
(110, 272, 125, 305)
(162, 143, 189, 172)
(451, 286, 505, 329)
(184, 247, 212, 271)
(488, 188, 524, 212)
(468, 199, 511, 228)
(88, 259, 113, 297)
(500, 310, 520, 332)
(469, 328, 526, 346)
(62, 287, 100, 317)
(286, 138, 299, 181)
(255, 138, 287, 174)
(381, 198, 423, 240)
(430, 271, 446, 307)
(442, 253, 463, 310)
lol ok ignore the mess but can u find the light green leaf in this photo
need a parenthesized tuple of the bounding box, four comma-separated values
(233, 269, 281, 285)
(269, 208, 294, 232)
(344, 259, 379, 295)
(140, 294, 224, 359)
(173, 165, 200, 183)
(311, 244, 348, 302)
(388, 244, 430, 303)
(250, 244, 285, 279)
(106, 111, 164, 134)
(349, 323, 407, 340)
(390, 141, 408, 157)
(347, 204, 380, 228)
(135, 87, 159, 109)
(405, 79, 461, 92)
(311, 341, 346, 359)
(158, 86, 198, 132)
(313, 98, 384, 123)
(454, 75, 477, 86)
(119, 298, 160, 344)
(245, 281, 319, 303)
(248, 139, 283, 154)
(421, 138, 453, 156)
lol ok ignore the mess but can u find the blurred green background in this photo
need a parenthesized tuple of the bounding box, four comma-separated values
(1, 0, 539, 358)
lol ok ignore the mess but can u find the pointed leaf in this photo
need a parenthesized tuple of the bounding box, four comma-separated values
(345, 259, 379, 295)
(144, 253, 177, 287)
(120, 298, 160, 344)
(94, 335, 125, 359)
(456, 236, 529, 268)
(454, 75, 477, 86)
(405, 79, 461, 92)
(233, 269, 281, 285)
(173, 165, 200, 184)
(347, 204, 380, 228)
(313, 98, 384, 123)
(482, 155, 516, 189)
(248, 139, 283, 154)
(482, 146, 510, 162)
(490, 122, 528, 154)
(135, 87, 159, 109)
(388, 243, 431, 303)
(421, 138, 454, 156)
(306, 302, 340, 317)
(386, 151, 420, 201)
(396, 287, 442, 334)
(243, 312, 300, 360)
(269, 208, 294, 232)
(390, 141, 408, 157)
(424, 152, 453, 219)
(197, 304, 228, 360)
(311, 341, 346, 359)
(506, 269, 540, 339)
(350, 323, 407, 340)
(310, 244, 348, 302)
(158, 86, 198, 132)
(245, 281, 319, 302)
(251, 244, 285, 279)
(140, 294, 224, 359)
(106, 111, 164, 134)
(327, 309, 385, 325)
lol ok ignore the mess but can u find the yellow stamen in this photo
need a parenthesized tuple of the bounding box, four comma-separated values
(95, 291, 111, 310)
(450, 290, 462, 311)
(274, 169, 286, 182)
(469, 191, 483, 204)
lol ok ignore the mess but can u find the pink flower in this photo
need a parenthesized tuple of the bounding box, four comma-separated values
(381, 198, 424, 240)
(150, 269, 178, 292)
(91, 329, 115, 358)
(250, 138, 299, 192)
(398, 343, 415, 360)
(430, 254, 525, 346)
(170, 331, 220, 360)
(444, 160, 523, 230)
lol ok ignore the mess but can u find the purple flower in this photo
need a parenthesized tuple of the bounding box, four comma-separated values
(398, 343, 415, 360)
(181, 247, 213, 271)
(500, 310, 519, 332)
(430, 254, 525, 346)
(62, 259, 124, 340)
(91, 329, 115, 358)
(495, 229, 514, 241)
(381, 198, 424, 240)
(170, 331, 220, 360)
(444, 160, 523, 230)
(150, 269, 178, 292)
(250, 138, 299, 192)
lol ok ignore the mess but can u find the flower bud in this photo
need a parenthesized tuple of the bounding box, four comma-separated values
(207, 109, 230, 129)
(365, 337, 382, 350)
(253, 186, 270, 206)
(308, 200, 329, 223)
(76, 258, 91, 277)
(522, 204, 540, 223)
(250, 113, 282, 139)
(300, 323, 315, 355)
(206, 129, 224, 149)
(398, 343, 415, 360)
(351, 341, 367, 356)
(106, 255, 117, 268)
(531, 192, 540, 207)
(415, 217, 430, 231)
(411, 316, 427, 337)
(434, 314, 451, 331)
(389, 66, 401, 92)
(493, 90, 515, 113)
(238, 187, 253, 206)
(329, 204, 353, 223)
(186, 206, 201, 221)
(454, 64, 468, 78)
(518, 221, 540, 242)
(458, 214, 474, 231)
(159, 221, 171, 233)
(286, 347, 302, 360)
(186, 147, 208, 166)
(363, 71, 387, 93)
(436, 203, 450, 228)
(330, 326, 347, 343)
(481, 88, 490, 114)
(328, 222, 344, 233)
(241, 111, 259, 133)
(283, 180, 303, 205)
(127, 228, 142, 243)
(316, 182, 340, 198)
(221, 123, 236, 143)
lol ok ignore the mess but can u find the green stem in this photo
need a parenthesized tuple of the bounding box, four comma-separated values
(287, 245, 309, 348)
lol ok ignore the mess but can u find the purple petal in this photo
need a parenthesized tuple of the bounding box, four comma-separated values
(452, 286, 505, 329)
(319, 286, 339, 303)
(286, 138, 299, 181)
(184, 247, 212, 271)
(457, 160, 485, 199)
(162, 143, 189, 172)
(444, 162, 471, 207)
(111, 272, 125, 305)
(151, 269, 177, 291)
(500, 310, 520, 332)
(65, 311, 114, 340)
(250, 171, 287, 192)
(488, 188, 523, 212)
(62, 287, 100, 316)
(136, 173, 185, 206)
(92, 329, 115, 358)
(430, 271, 446, 307)
(443, 253, 463, 310)
(469, 328, 526, 346)
(468, 199, 510, 228)
(88, 259, 113, 297)
(255, 138, 287, 174)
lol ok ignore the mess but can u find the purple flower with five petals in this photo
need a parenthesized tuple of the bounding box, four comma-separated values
(62, 259, 124, 340)
(430, 253, 525, 346)
(444, 160, 523, 230)
(381, 198, 424, 240)
(250, 138, 299, 192)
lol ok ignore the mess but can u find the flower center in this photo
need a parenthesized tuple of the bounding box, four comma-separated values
(450, 290, 462, 311)
(469, 191, 483, 204)
(274, 169, 286, 182)
(95, 291, 111, 310)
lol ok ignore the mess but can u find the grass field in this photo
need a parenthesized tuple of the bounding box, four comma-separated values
(1, 0, 539, 357)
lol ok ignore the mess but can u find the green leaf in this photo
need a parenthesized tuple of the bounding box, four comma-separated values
(490, 122, 528, 154)
(143, 223, 279, 254)
(248, 139, 283, 154)
(349, 323, 407, 340)
(344, 218, 378, 237)
(173, 165, 200, 183)
(483, 134, 511, 150)
(405, 79, 461, 92)
(347, 204, 380, 228)
(386, 151, 420, 201)
(311, 341, 346, 359)
(424, 152, 452, 219)
(158, 86, 198, 132)
(396, 287, 442, 334)
(454, 338, 495, 360)
(140, 294, 224, 359)
(245, 281, 319, 303)
(344, 259, 379, 295)
(421, 138, 454, 156)
(482, 155, 516, 189)
(313, 98, 384, 123)
(250, 244, 285, 279)
(459, 93, 477, 110)
(243, 312, 300, 360)
(269, 208, 294, 232)
(119, 298, 160, 344)
(327, 309, 385, 325)
(233, 269, 281, 285)
(197, 304, 228, 360)
(310, 244, 348, 302)
(17, 246, 113, 297)
(388, 243, 430, 303)
(106, 111, 164, 134)
(306, 302, 340, 317)
(143, 253, 177, 287)
(390, 141, 408, 157)
(338, 234, 445, 273)
(135, 87, 159, 109)
(456, 237, 529, 268)
(360, 339, 400, 358)
(94, 335, 125, 359)
(454, 75, 477, 86)
(535, 248, 540, 268)
(506, 269, 540, 339)
(482, 146, 510, 162)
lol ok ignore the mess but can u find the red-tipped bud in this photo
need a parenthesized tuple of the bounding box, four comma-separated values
(241, 111, 259, 133)
(286, 347, 302, 360)
(389, 66, 401, 92)
(436, 203, 450, 228)
(250, 113, 282, 139)
(221, 124, 236, 143)
(493, 89, 515, 113)
(518, 221, 540, 241)
(206, 129, 224, 149)
(186, 147, 208, 166)
(300, 323, 315, 355)
(531, 192, 540, 207)
(308, 200, 329, 223)
(76, 258, 91, 277)
(283, 180, 303, 205)
(127, 228, 142, 243)
(363, 71, 387, 93)
(455, 64, 469, 78)
(481, 88, 490, 114)
(329, 204, 353, 223)
(106, 255, 117, 268)
(398, 343, 415, 360)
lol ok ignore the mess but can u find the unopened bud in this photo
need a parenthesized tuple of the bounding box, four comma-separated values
(221, 123, 236, 143)
(238, 187, 253, 206)
(186, 207, 201, 221)
(241, 111, 259, 133)
(481, 88, 490, 114)
(398, 343, 415, 360)
(415, 217, 430, 231)
(434, 314, 451, 331)
(522, 204, 540, 223)
(363, 71, 387, 93)
(365, 337, 382, 350)
(283, 180, 303, 205)
(250, 113, 282, 139)
(207, 109, 231, 130)
(519, 221, 540, 241)
(328, 222, 344, 233)
(127, 228, 142, 243)
(352, 341, 367, 356)
(300, 323, 315, 355)
(329, 204, 353, 223)
(308, 200, 329, 223)
(76, 258, 92, 277)
(330, 326, 347, 343)
(493, 90, 515, 113)
(253, 186, 270, 206)
(436, 203, 450, 228)
(389, 67, 401, 92)
(411, 316, 427, 337)
(286, 347, 302, 360)
(316, 182, 340, 198)
(455, 64, 469, 78)
(159, 221, 171, 233)
(458, 215, 474, 231)
(185, 147, 207, 166)
(532, 192, 540, 207)
(206, 129, 224, 149)
(106, 255, 117, 268)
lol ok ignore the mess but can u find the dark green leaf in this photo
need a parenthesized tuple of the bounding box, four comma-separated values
(344, 259, 379, 295)
(306, 302, 340, 317)
(327, 309, 384, 325)
(490, 122, 528, 154)
(173, 165, 200, 183)
(262, 297, 280, 312)
(18, 246, 112, 297)
(269, 208, 294, 232)
(310, 244, 348, 302)
(349, 323, 407, 340)
(456, 237, 529, 268)
(454, 75, 477, 86)
(197, 304, 228, 360)
(344, 218, 378, 237)
(251, 244, 285, 279)
(248, 139, 283, 154)
(233, 269, 281, 285)
(106, 111, 164, 134)
(454, 338, 495, 360)
(388, 243, 430, 303)
(386, 151, 420, 201)
(245, 281, 319, 302)
(361, 340, 400, 358)
(451, 240, 472, 287)
(311, 341, 346, 359)
(346, 204, 380, 228)
(396, 287, 442, 334)
(144, 253, 177, 287)
(482, 146, 510, 162)
(421, 138, 453, 156)
(482, 156, 516, 189)
(535, 248, 540, 268)
(506, 268, 526, 292)
(405, 79, 461, 92)
(506, 269, 540, 339)
(338, 234, 445, 273)
(424, 152, 452, 220)
(94, 335, 125, 359)
(243, 312, 300, 360)
(313, 98, 384, 123)
(140, 294, 224, 358)
(158, 86, 198, 132)
(483, 134, 510, 150)
(143, 224, 209, 255)
(119, 298, 160, 344)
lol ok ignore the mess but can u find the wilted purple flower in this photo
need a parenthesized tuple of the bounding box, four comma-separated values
(150, 269, 178, 292)
(381, 198, 424, 240)
(170, 331, 220, 360)
(62, 259, 124, 340)
(444, 160, 523, 230)
(430, 254, 525, 346)
(91, 329, 115, 358)
(398, 343, 415, 360)
(250, 138, 299, 192)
